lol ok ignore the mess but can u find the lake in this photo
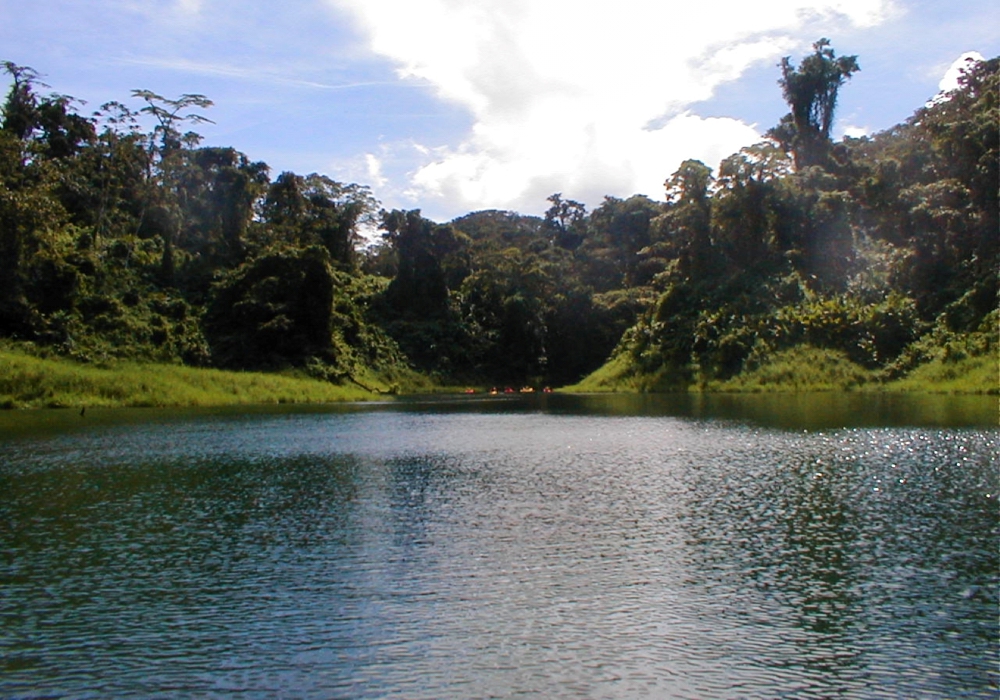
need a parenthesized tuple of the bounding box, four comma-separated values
(1, 393, 997, 698)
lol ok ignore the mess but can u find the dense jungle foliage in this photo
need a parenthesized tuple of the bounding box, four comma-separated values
(1, 42, 997, 394)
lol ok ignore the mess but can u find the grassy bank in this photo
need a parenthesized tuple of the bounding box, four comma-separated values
(707, 347, 876, 392)
(712, 346, 998, 393)
(3, 335, 996, 410)
(568, 344, 999, 395)
(887, 350, 999, 394)
(0, 346, 391, 409)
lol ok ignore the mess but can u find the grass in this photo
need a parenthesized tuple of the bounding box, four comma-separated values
(0, 346, 383, 409)
(567, 343, 999, 395)
(887, 349, 999, 394)
(3, 333, 996, 410)
(562, 353, 646, 393)
(708, 347, 876, 393)
(568, 346, 877, 394)
(710, 344, 999, 394)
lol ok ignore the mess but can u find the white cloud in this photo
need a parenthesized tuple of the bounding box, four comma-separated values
(925, 51, 985, 107)
(365, 153, 388, 189)
(841, 125, 870, 138)
(116, 56, 406, 92)
(329, 0, 895, 217)
(937, 51, 984, 93)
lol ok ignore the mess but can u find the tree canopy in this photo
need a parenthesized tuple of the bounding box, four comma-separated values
(0, 44, 995, 392)
(770, 39, 860, 169)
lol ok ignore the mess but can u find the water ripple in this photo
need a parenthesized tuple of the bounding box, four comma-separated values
(1, 403, 996, 698)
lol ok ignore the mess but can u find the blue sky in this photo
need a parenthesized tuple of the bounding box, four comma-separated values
(2, 0, 997, 221)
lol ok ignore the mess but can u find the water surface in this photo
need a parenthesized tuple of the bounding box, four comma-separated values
(1, 394, 997, 698)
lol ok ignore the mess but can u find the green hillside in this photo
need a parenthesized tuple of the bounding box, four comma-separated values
(1, 44, 996, 404)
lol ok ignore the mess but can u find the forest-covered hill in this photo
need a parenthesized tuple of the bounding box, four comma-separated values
(1, 41, 997, 396)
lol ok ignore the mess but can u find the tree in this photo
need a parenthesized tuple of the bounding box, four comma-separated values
(586, 195, 661, 286)
(204, 246, 336, 369)
(658, 159, 718, 279)
(262, 172, 379, 269)
(380, 209, 465, 318)
(123, 91, 216, 287)
(913, 57, 998, 277)
(847, 56, 998, 315)
(131, 89, 213, 154)
(0, 128, 68, 335)
(62, 101, 152, 241)
(713, 142, 793, 266)
(771, 39, 859, 169)
(455, 240, 565, 383)
(2, 62, 95, 160)
(543, 193, 587, 249)
(170, 147, 269, 263)
(1, 61, 43, 140)
(0, 63, 75, 335)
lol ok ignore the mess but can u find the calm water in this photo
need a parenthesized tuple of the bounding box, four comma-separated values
(1, 394, 997, 699)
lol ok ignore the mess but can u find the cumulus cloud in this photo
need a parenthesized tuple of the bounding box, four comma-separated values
(330, 0, 895, 216)
(841, 125, 870, 138)
(925, 51, 985, 108)
(937, 51, 984, 93)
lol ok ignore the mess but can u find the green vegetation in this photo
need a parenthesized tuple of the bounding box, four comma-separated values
(886, 312, 999, 393)
(0, 345, 375, 408)
(708, 346, 878, 392)
(1, 44, 997, 406)
(572, 313, 999, 394)
(571, 343, 998, 395)
(567, 345, 879, 393)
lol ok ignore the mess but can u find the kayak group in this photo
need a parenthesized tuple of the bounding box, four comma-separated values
(463, 387, 553, 394)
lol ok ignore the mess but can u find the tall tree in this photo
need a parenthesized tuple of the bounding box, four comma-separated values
(262, 172, 378, 269)
(1, 61, 42, 140)
(131, 89, 213, 155)
(2, 62, 95, 159)
(586, 195, 661, 286)
(770, 39, 859, 169)
(380, 209, 467, 318)
(174, 146, 270, 264)
(660, 159, 718, 279)
(713, 142, 792, 266)
(0, 62, 76, 335)
(543, 193, 587, 249)
(128, 90, 216, 286)
(204, 246, 336, 369)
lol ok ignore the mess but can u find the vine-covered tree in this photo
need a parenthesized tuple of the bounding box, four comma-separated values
(770, 39, 859, 169)
(660, 159, 717, 279)
(262, 172, 378, 269)
(543, 193, 587, 249)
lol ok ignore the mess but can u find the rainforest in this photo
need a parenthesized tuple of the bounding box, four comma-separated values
(1, 42, 997, 407)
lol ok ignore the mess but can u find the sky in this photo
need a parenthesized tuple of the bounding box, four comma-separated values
(1, 0, 997, 222)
